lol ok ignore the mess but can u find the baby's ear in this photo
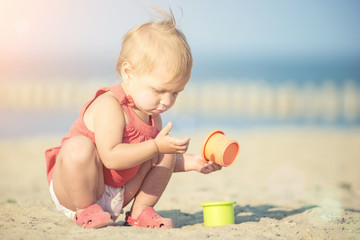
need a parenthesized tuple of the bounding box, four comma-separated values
(121, 62, 134, 84)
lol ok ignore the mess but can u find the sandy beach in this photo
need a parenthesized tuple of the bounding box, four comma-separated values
(0, 128, 359, 239)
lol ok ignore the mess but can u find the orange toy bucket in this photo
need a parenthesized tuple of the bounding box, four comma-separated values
(202, 130, 240, 167)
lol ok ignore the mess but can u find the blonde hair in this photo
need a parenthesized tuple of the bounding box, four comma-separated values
(116, 6, 193, 81)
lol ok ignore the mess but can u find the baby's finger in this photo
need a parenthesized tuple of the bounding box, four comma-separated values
(159, 122, 173, 136)
(212, 163, 222, 171)
(173, 137, 190, 146)
(207, 161, 222, 170)
(175, 149, 187, 154)
(173, 144, 188, 153)
(203, 162, 222, 172)
(200, 165, 213, 174)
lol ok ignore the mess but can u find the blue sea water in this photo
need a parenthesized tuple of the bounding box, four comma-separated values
(1, 56, 360, 139)
(192, 55, 360, 86)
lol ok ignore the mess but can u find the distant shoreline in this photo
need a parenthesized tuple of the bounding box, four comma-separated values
(1, 79, 360, 139)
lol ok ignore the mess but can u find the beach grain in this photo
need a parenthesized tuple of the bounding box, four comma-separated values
(1, 129, 359, 240)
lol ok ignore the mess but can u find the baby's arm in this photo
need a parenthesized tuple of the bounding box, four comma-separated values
(174, 153, 222, 174)
(91, 94, 189, 170)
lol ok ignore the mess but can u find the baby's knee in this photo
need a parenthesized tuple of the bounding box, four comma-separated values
(60, 137, 98, 166)
(164, 153, 176, 162)
(155, 153, 176, 168)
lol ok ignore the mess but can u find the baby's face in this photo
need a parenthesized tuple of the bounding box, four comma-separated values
(128, 66, 189, 116)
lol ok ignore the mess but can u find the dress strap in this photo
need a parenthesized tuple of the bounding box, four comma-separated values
(119, 95, 135, 108)
(109, 85, 158, 135)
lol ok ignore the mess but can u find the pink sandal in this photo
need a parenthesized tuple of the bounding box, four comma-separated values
(74, 204, 114, 229)
(125, 207, 174, 229)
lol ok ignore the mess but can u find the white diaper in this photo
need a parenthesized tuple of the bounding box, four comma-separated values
(49, 180, 125, 220)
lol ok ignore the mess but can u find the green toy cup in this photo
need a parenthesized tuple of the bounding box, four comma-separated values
(200, 201, 236, 227)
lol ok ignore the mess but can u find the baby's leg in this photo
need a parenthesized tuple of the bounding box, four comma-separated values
(123, 153, 175, 219)
(52, 136, 105, 213)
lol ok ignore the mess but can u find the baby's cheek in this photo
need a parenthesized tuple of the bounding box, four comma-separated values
(135, 92, 158, 109)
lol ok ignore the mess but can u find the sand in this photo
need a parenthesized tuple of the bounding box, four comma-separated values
(0, 128, 359, 240)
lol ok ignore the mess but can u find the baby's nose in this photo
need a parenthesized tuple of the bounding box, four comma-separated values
(160, 93, 172, 106)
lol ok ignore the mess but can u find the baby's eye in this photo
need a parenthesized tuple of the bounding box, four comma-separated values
(152, 88, 165, 94)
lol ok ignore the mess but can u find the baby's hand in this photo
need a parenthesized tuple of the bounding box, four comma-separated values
(154, 122, 190, 154)
(190, 154, 222, 174)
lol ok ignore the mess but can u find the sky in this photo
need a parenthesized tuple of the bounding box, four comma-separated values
(0, 0, 360, 78)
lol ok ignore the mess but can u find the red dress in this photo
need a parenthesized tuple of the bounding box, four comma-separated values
(45, 85, 159, 188)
